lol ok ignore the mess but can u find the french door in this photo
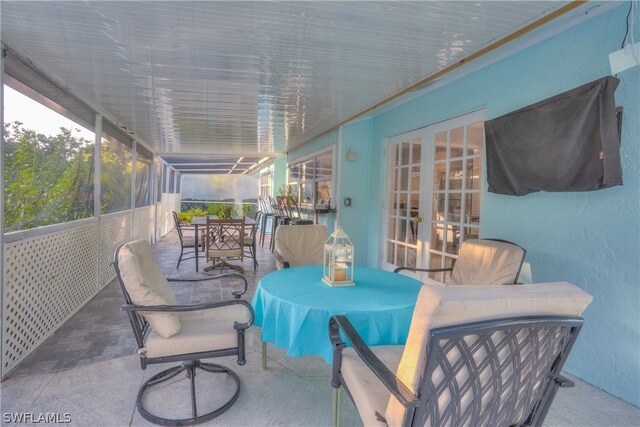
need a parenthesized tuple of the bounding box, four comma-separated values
(382, 110, 486, 283)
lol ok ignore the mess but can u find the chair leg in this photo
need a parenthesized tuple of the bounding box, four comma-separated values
(136, 360, 240, 426)
(262, 341, 267, 369)
(176, 247, 183, 269)
(332, 386, 343, 427)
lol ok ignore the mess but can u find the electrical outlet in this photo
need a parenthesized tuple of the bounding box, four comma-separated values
(609, 42, 640, 74)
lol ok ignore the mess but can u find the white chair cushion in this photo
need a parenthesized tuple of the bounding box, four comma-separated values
(118, 240, 181, 338)
(449, 239, 524, 285)
(385, 282, 593, 426)
(181, 235, 196, 247)
(274, 224, 327, 269)
(341, 345, 404, 427)
(143, 304, 254, 358)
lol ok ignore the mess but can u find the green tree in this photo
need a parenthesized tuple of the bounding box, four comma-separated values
(3, 121, 94, 231)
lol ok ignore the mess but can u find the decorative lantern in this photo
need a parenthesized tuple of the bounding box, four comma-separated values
(322, 226, 355, 287)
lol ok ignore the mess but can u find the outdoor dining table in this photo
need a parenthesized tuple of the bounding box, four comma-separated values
(251, 265, 422, 364)
(190, 216, 257, 272)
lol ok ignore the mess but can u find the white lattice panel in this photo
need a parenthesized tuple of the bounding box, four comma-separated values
(2, 223, 99, 376)
(133, 207, 152, 241)
(98, 212, 133, 287)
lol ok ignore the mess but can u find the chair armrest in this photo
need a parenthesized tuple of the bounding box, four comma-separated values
(167, 272, 248, 298)
(329, 315, 419, 408)
(393, 266, 453, 274)
(122, 299, 255, 330)
(272, 251, 290, 269)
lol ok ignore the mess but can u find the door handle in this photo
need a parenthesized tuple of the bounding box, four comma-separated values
(415, 216, 423, 223)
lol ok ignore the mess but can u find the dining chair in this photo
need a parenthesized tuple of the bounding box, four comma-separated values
(258, 196, 274, 247)
(268, 195, 291, 252)
(114, 239, 254, 425)
(243, 214, 259, 269)
(171, 210, 198, 269)
(273, 224, 327, 270)
(204, 217, 245, 273)
(329, 281, 592, 427)
(394, 238, 526, 285)
(286, 197, 314, 225)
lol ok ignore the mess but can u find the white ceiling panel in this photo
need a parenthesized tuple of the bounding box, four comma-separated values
(1, 1, 570, 158)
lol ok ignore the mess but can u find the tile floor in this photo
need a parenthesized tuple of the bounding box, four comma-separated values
(1, 231, 638, 426)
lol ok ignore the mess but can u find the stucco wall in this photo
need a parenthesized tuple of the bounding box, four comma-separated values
(338, 4, 638, 405)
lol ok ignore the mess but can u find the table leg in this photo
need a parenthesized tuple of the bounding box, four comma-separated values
(262, 341, 267, 369)
(195, 224, 199, 272)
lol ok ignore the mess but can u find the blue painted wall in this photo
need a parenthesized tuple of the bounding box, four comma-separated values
(336, 4, 638, 405)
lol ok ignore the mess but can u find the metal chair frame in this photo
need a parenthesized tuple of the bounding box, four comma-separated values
(172, 210, 198, 269)
(330, 315, 583, 427)
(204, 217, 245, 273)
(113, 243, 254, 426)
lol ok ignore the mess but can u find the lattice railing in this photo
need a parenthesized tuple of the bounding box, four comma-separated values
(1, 204, 175, 377)
(2, 223, 99, 376)
(98, 212, 133, 288)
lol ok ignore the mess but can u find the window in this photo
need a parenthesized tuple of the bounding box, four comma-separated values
(287, 149, 333, 208)
(259, 166, 273, 198)
(135, 151, 153, 207)
(3, 85, 95, 231)
(100, 136, 132, 214)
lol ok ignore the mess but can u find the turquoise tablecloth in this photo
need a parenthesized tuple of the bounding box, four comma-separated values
(251, 265, 422, 363)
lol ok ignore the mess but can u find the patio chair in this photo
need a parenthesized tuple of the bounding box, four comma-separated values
(204, 217, 245, 273)
(171, 210, 199, 269)
(243, 215, 259, 269)
(329, 282, 592, 427)
(272, 224, 327, 270)
(394, 238, 526, 285)
(114, 239, 254, 426)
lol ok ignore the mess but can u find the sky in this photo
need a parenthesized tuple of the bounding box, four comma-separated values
(4, 85, 95, 140)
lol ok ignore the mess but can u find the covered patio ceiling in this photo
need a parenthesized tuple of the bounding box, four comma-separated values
(1, 1, 591, 173)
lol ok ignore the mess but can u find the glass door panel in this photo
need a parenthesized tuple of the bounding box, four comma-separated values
(383, 131, 427, 271)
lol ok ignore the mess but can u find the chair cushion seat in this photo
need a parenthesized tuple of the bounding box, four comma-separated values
(341, 345, 404, 427)
(143, 304, 254, 358)
(181, 236, 196, 247)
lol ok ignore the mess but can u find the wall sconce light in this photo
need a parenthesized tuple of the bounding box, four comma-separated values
(346, 149, 356, 161)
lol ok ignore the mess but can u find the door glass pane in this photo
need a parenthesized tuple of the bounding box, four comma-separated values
(401, 142, 410, 166)
(400, 168, 409, 191)
(450, 127, 464, 158)
(466, 157, 482, 190)
(387, 242, 396, 264)
(467, 122, 483, 156)
(445, 225, 460, 254)
(408, 220, 418, 245)
(390, 144, 399, 167)
(431, 223, 444, 252)
(389, 193, 398, 215)
(411, 166, 420, 191)
(435, 132, 447, 161)
(391, 167, 399, 191)
(407, 247, 417, 268)
(433, 193, 445, 221)
(449, 160, 463, 190)
(433, 163, 446, 191)
(399, 193, 408, 217)
(464, 226, 480, 241)
(398, 219, 407, 242)
(465, 193, 480, 225)
(410, 193, 420, 217)
(388, 218, 397, 240)
(448, 193, 462, 223)
(412, 140, 421, 165)
(397, 245, 406, 267)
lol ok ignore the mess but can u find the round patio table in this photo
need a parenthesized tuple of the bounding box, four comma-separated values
(252, 265, 422, 363)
